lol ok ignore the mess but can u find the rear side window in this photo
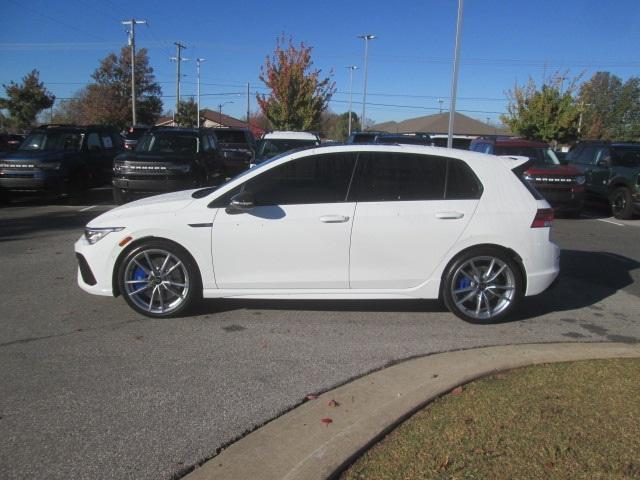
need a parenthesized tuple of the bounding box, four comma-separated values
(352, 152, 447, 202)
(243, 152, 357, 205)
(445, 158, 483, 199)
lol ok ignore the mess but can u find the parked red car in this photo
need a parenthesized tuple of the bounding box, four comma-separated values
(470, 137, 585, 216)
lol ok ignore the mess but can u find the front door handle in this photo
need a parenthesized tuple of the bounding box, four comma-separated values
(435, 211, 464, 220)
(319, 215, 350, 223)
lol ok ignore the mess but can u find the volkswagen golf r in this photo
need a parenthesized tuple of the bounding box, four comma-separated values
(75, 144, 560, 323)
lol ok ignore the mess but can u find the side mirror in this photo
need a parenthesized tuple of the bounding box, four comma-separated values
(226, 190, 254, 214)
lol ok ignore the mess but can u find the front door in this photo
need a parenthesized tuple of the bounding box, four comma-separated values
(211, 151, 357, 289)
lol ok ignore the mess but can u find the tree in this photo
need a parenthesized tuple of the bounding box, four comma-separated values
(578, 72, 640, 140)
(501, 73, 581, 144)
(174, 98, 198, 127)
(257, 35, 335, 131)
(0, 70, 55, 131)
(61, 47, 163, 128)
(327, 112, 361, 141)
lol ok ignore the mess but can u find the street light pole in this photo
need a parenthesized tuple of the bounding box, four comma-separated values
(346, 66, 358, 136)
(218, 101, 234, 125)
(447, 0, 464, 149)
(170, 42, 188, 124)
(121, 18, 146, 126)
(358, 34, 376, 130)
(196, 58, 205, 128)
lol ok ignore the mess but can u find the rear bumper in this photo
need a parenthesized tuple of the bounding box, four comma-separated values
(524, 241, 561, 296)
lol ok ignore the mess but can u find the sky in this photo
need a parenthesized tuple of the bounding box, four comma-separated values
(1, 0, 639, 126)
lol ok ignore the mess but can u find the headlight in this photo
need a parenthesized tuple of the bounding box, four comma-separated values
(84, 226, 124, 245)
(39, 162, 61, 171)
(575, 175, 586, 185)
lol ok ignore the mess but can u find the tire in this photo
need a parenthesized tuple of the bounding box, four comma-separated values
(113, 186, 129, 205)
(610, 187, 634, 220)
(117, 240, 201, 318)
(442, 247, 524, 324)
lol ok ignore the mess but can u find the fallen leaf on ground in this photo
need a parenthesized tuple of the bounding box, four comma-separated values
(321, 418, 333, 426)
(327, 399, 340, 407)
(452, 386, 463, 395)
(306, 394, 317, 401)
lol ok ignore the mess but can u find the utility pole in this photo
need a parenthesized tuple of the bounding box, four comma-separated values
(447, 0, 464, 148)
(170, 42, 188, 123)
(246, 82, 250, 128)
(218, 101, 234, 125)
(122, 18, 146, 126)
(358, 34, 376, 130)
(346, 66, 358, 136)
(196, 58, 205, 128)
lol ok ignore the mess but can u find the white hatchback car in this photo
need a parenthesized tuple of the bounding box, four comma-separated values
(75, 144, 560, 323)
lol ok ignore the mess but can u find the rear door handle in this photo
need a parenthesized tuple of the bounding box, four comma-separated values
(435, 211, 464, 220)
(319, 215, 350, 223)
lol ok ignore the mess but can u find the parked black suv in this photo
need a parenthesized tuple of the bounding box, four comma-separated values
(112, 127, 224, 204)
(0, 124, 122, 198)
(374, 133, 432, 145)
(566, 140, 640, 219)
(208, 128, 255, 176)
(346, 131, 388, 143)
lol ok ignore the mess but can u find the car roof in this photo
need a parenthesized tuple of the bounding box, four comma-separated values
(262, 131, 319, 140)
(473, 136, 549, 148)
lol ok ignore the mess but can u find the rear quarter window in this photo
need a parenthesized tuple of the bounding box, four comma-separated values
(445, 159, 483, 199)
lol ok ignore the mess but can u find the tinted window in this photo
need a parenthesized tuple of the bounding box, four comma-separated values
(137, 132, 198, 154)
(257, 138, 319, 159)
(611, 147, 640, 167)
(87, 133, 102, 151)
(446, 159, 483, 199)
(215, 130, 248, 144)
(101, 134, 114, 149)
(352, 152, 447, 202)
(243, 152, 356, 205)
(19, 131, 82, 151)
(576, 145, 599, 164)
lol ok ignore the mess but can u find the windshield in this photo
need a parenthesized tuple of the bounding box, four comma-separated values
(215, 130, 248, 144)
(19, 131, 82, 152)
(611, 147, 640, 167)
(494, 146, 559, 165)
(136, 132, 199, 154)
(257, 138, 318, 159)
(376, 135, 431, 145)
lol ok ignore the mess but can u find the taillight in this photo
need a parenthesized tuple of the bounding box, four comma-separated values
(531, 208, 554, 228)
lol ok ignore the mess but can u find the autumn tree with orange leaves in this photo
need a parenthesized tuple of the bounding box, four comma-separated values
(257, 35, 335, 131)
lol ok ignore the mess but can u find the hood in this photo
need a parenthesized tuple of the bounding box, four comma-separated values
(88, 189, 198, 227)
(524, 164, 581, 176)
(2, 150, 73, 163)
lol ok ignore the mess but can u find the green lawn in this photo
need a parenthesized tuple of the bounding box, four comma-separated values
(342, 358, 640, 480)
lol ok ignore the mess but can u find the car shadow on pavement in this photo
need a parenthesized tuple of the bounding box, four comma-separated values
(0, 186, 114, 209)
(0, 209, 102, 242)
(198, 249, 639, 322)
(512, 249, 639, 321)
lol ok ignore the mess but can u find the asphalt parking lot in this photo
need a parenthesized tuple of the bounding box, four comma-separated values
(1, 189, 639, 480)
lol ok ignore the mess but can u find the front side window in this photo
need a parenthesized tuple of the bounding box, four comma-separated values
(87, 133, 102, 151)
(20, 131, 82, 152)
(611, 147, 640, 168)
(243, 152, 357, 205)
(352, 152, 447, 202)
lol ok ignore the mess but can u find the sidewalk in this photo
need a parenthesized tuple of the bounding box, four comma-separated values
(184, 342, 640, 480)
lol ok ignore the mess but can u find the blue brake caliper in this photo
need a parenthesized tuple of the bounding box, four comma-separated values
(132, 266, 147, 291)
(457, 276, 471, 291)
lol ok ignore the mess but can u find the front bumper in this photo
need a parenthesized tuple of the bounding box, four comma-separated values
(74, 234, 122, 297)
(113, 175, 199, 193)
(534, 184, 585, 212)
(0, 170, 65, 192)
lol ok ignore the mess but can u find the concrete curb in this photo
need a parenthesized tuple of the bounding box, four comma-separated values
(184, 342, 640, 480)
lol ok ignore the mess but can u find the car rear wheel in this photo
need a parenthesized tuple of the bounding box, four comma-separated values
(118, 240, 201, 317)
(610, 187, 633, 220)
(443, 248, 523, 324)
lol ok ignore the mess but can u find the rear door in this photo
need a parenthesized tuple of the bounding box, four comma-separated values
(348, 152, 481, 289)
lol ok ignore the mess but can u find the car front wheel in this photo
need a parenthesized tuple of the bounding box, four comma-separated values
(442, 248, 523, 324)
(610, 187, 634, 220)
(118, 240, 201, 317)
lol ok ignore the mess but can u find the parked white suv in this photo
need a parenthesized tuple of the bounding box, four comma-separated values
(75, 144, 560, 323)
(256, 131, 320, 162)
